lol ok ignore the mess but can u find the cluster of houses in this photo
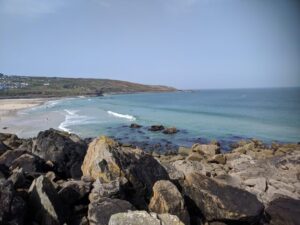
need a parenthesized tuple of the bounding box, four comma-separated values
(0, 73, 29, 90)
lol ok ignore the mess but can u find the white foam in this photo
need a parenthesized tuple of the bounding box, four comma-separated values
(107, 111, 136, 121)
(58, 109, 91, 133)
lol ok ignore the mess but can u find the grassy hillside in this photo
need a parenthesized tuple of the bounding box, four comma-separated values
(0, 74, 176, 98)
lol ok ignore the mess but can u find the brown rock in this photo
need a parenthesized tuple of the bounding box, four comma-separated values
(208, 154, 226, 165)
(192, 143, 220, 157)
(149, 180, 190, 225)
(163, 127, 178, 134)
(182, 173, 264, 223)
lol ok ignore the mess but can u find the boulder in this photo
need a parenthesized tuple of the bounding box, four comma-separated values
(182, 173, 264, 223)
(192, 143, 220, 157)
(163, 127, 178, 134)
(10, 153, 47, 173)
(81, 136, 169, 204)
(88, 197, 135, 225)
(178, 146, 192, 156)
(0, 180, 26, 225)
(89, 177, 127, 203)
(58, 179, 92, 205)
(0, 141, 9, 156)
(148, 125, 165, 132)
(266, 197, 300, 225)
(0, 133, 23, 149)
(187, 152, 203, 162)
(0, 150, 27, 168)
(33, 129, 87, 179)
(108, 211, 184, 225)
(130, 123, 142, 128)
(28, 175, 65, 225)
(149, 180, 190, 225)
(208, 154, 226, 164)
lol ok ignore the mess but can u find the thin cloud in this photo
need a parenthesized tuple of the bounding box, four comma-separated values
(0, 0, 65, 17)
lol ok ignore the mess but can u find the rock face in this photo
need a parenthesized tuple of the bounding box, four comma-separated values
(108, 211, 184, 225)
(0, 180, 26, 225)
(266, 197, 300, 225)
(28, 175, 65, 225)
(81, 136, 169, 206)
(182, 173, 264, 223)
(149, 180, 190, 225)
(88, 197, 135, 225)
(33, 129, 87, 178)
(0, 133, 23, 149)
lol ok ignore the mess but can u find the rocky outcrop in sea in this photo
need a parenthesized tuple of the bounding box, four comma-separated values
(0, 128, 299, 225)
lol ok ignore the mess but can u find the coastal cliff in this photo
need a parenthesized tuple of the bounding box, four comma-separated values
(0, 129, 299, 225)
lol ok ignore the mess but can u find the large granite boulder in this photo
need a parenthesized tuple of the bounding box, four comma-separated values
(88, 197, 135, 225)
(149, 180, 190, 225)
(28, 175, 66, 225)
(81, 136, 169, 205)
(182, 173, 264, 223)
(0, 180, 26, 225)
(108, 211, 184, 225)
(266, 197, 300, 225)
(33, 129, 87, 179)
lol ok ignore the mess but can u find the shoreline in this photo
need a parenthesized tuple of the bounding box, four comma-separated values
(0, 98, 60, 133)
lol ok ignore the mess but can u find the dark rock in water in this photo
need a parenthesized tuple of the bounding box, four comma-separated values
(28, 175, 66, 225)
(130, 123, 142, 128)
(88, 197, 135, 225)
(0, 180, 26, 225)
(163, 127, 178, 134)
(182, 173, 264, 223)
(266, 197, 300, 225)
(148, 125, 165, 132)
(149, 180, 190, 225)
(58, 180, 92, 205)
(2, 127, 8, 130)
(33, 129, 87, 179)
(81, 136, 169, 208)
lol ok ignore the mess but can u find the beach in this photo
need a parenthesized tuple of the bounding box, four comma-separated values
(0, 98, 53, 134)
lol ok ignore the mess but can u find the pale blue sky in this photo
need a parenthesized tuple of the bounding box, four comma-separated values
(0, 0, 299, 89)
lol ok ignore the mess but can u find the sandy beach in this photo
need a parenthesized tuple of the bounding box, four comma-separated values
(0, 98, 48, 121)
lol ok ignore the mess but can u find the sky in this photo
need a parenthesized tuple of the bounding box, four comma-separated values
(0, 0, 300, 89)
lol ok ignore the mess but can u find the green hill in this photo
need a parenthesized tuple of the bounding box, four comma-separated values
(0, 74, 176, 98)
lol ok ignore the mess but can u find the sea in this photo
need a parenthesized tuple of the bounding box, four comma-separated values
(7, 87, 300, 152)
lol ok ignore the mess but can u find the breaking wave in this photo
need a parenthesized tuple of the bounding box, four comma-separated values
(107, 110, 136, 121)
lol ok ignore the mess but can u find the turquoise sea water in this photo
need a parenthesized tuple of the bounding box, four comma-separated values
(19, 88, 300, 151)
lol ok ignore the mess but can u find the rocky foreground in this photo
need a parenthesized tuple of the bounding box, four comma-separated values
(0, 129, 299, 225)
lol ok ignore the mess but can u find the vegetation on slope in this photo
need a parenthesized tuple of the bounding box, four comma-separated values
(0, 74, 176, 98)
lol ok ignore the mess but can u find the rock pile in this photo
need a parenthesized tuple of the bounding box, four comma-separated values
(0, 129, 299, 225)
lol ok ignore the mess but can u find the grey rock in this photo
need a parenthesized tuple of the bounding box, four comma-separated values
(28, 175, 65, 225)
(88, 197, 135, 225)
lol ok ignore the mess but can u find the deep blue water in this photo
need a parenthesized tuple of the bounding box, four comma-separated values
(22, 87, 300, 152)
